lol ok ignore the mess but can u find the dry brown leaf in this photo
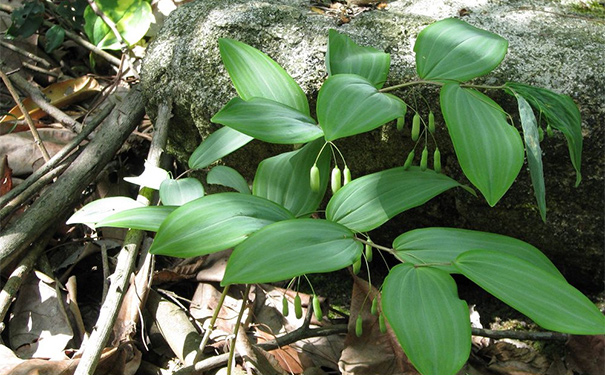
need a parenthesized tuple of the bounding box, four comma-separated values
(0, 154, 12, 196)
(475, 341, 550, 375)
(8, 271, 75, 359)
(565, 335, 604, 375)
(0, 128, 77, 175)
(338, 275, 419, 375)
(0, 76, 101, 124)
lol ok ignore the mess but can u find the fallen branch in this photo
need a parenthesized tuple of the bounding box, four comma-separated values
(0, 85, 145, 268)
(73, 100, 173, 375)
(471, 327, 568, 342)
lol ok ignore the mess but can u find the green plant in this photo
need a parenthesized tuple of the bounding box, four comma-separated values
(68, 18, 604, 375)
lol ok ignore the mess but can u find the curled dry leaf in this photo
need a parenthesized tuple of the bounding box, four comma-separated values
(0, 76, 101, 125)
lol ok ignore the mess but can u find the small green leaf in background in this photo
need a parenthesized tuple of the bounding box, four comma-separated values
(253, 139, 331, 217)
(222, 219, 362, 285)
(326, 29, 391, 89)
(455, 250, 605, 335)
(45, 25, 66, 53)
(326, 167, 468, 232)
(97, 206, 177, 232)
(159, 178, 205, 206)
(393, 227, 563, 277)
(514, 94, 546, 221)
(66, 197, 144, 229)
(414, 18, 508, 82)
(317, 74, 406, 141)
(219, 38, 310, 115)
(506, 82, 582, 186)
(207, 165, 250, 194)
(188, 127, 253, 170)
(84, 0, 153, 50)
(211, 97, 323, 144)
(150, 193, 294, 258)
(6, 1, 45, 39)
(440, 83, 524, 206)
(382, 263, 471, 375)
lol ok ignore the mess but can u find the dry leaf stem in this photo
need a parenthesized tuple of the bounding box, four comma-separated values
(73, 99, 172, 375)
(0, 69, 51, 161)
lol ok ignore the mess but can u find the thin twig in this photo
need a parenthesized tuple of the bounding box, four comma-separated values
(73, 99, 173, 375)
(0, 228, 56, 332)
(0, 69, 51, 161)
(471, 327, 568, 342)
(0, 40, 53, 68)
(0, 102, 115, 213)
(5, 69, 85, 132)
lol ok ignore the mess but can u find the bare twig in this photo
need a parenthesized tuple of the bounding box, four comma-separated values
(0, 227, 56, 332)
(73, 99, 173, 375)
(471, 327, 568, 342)
(0, 40, 54, 68)
(0, 85, 145, 268)
(0, 102, 115, 215)
(0, 69, 51, 161)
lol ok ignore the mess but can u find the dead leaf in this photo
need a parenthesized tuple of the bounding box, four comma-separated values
(0, 76, 101, 125)
(0, 128, 77, 175)
(565, 335, 604, 375)
(0, 154, 12, 196)
(338, 275, 419, 375)
(475, 341, 550, 374)
(8, 271, 75, 359)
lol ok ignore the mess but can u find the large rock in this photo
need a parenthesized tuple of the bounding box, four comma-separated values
(141, 0, 604, 292)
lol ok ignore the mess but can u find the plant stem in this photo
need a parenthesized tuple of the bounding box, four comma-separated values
(227, 284, 251, 375)
(379, 80, 438, 93)
(355, 237, 397, 256)
(193, 284, 231, 363)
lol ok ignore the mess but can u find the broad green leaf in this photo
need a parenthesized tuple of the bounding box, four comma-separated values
(188, 127, 253, 170)
(440, 83, 524, 206)
(506, 82, 582, 186)
(211, 97, 323, 144)
(317, 74, 406, 141)
(222, 219, 362, 285)
(150, 193, 294, 258)
(326, 29, 390, 89)
(382, 263, 471, 375)
(6, 1, 44, 39)
(253, 139, 330, 217)
(159, 178, 205, 206)
(414, 18, 508, 82)
(66, 197, 144, 228)
(207, 165, 250, 194)
(219, 38, 309, 115)
(97, 206, 177, 232)
(83, 0, 153, 50)
(515, 94, 546, 221)
(326, 167, 468, 232)
(45, 25, 65, 53)
(455, 250, 605, 335)
(393, 227, 562, 277)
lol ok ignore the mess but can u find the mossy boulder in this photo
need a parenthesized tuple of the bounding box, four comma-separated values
(141, 0, 604, 292)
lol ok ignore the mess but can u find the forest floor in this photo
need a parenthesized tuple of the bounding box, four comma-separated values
(0, 1, 604, 375)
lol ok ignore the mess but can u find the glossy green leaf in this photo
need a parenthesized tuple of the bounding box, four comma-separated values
(66, 197, 144, 229)
(506, 82, 582, 186)
(317, 74, 406, 141)
(207, 165, 250, 194)
(515, 94, 546, 221)
(222, 219, 362, 285)
(326, 29, 390, 89)
(393, 227, 562, 277)
(83, 0, 153, 50)
(219, 38, 309, 115)
(414, 18, 508, 82)
(326, 167, 468, 232)
(6, 1, 44, 39)
(97, 206, 177, 232)
(150, 193, 294, 258)
(211, 97, 323, 144)
(188, 127, 253, 170)
(382, 263, 471, 375)
(45, 25, 65, 53)
(440, 83, 524, 206)
(455, 250, 605, 334)
(253, 139, 330, 217)
(159, 178, 205, 206)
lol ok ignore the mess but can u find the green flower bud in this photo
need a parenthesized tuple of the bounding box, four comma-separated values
(310, 164, 320, 192)
(428, 111, 435, 134)
(343, 166, 352, 185)
(312, 295, 323, 321)
(411, 113, 420, 141)
(433, 148, 442, 173)
(420, 146, 428, 171)
(282, 296, 289, 316)
(331, 166, 342, 194)
(403, 150, 415, 170)
(294, 294, 303, 319)
(355, 315, 363, 337)
(370, 297, 378, 316)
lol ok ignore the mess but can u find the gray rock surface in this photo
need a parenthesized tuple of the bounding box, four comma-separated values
(141, 0, 604, 292)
